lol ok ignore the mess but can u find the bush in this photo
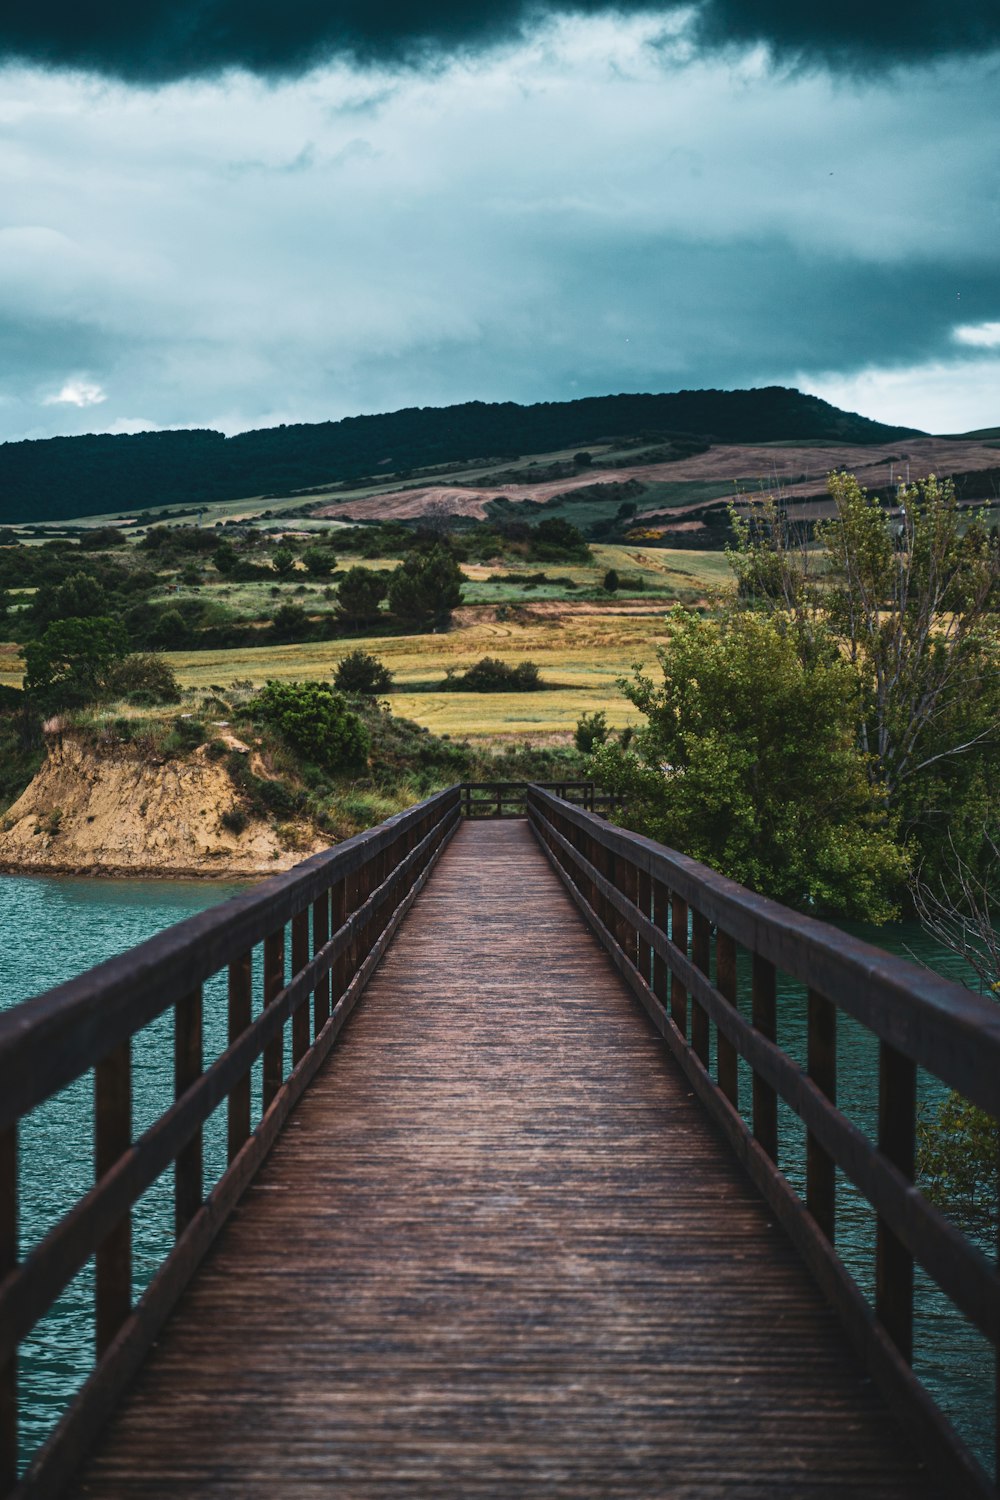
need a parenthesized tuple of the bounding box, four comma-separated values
(334, 650, 394, 697)
(103, 652, 181, 705)
(302, 546, 335, 577)
(574, 710, 609, 753)
(603, 568, 620, 593)
(271, 603, 310, 641)
(336, 565, 389, 624)
(271, 546, 296, 576)
(220, 806, 248, 835)
(253, 680, 369, 772)
(442, 657, 543, 692)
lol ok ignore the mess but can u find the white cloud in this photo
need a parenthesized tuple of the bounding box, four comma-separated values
(797, 357, 1000, 435)
(42, 378, 107, 408)
(954, 322, 1000, 349)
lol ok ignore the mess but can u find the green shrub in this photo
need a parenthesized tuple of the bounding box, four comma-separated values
(574, 710, 609, 753)
(334, 650, 394, 697)
(220, 806, 248, 835)
(442, 657, 543, 692)
(103, 652, 181, 705)
(253, 681, 369, 772)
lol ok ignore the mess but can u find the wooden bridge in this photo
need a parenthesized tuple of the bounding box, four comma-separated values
(1, 785, 999, 1497)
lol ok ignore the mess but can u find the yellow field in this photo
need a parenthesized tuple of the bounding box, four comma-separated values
(170, 609, 675, 738)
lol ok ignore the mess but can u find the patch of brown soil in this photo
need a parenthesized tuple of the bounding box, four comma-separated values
(0, 734, 326, 878)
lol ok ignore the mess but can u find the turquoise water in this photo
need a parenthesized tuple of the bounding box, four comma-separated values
(1, 873, 994, 1476)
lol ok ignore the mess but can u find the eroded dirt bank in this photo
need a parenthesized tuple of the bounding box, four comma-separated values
(0, 733, 326, 878)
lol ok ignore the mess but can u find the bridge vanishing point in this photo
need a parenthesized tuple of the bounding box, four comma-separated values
(1, 783, 999, 1498)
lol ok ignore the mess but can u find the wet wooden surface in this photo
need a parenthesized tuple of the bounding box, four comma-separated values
(74, 820, 940, 1497)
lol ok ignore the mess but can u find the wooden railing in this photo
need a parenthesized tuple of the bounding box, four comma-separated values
(460, 781, 621, 818)
(528, 785, 1000, 1500)
(0, 788, 461, 1499)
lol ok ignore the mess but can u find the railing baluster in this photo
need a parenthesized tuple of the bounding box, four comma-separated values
(876, 1041, 916, 1361)
(227, 952, 252, 1162)
(670, 894, 688, 1038)
(331, 877, 347, 1007)
(95, 1039, 131, 1356)
(807, 989, 837, 1243)
(291, 908, 310, 1067)
(636, 868, 651, 984)
(715, 931, 739, 1110)
(690, 910, 710, 1066)
(652, 878, 669, 1010)
(262, 930, 285, 1114)
(174, 987, 203, 1237)
(752, 954, 778, 1163)
(313, 889, 330, 1037)
(0, 1123, 16, 1493)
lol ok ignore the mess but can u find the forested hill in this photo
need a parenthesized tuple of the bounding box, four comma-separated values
(0, 387, 921, 525)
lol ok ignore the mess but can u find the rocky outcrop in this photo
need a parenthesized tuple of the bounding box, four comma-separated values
(0, 732, 326, 877)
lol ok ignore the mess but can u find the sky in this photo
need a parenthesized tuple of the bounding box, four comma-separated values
(0, 1, 998, 444)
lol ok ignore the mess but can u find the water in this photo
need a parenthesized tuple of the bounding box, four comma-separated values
(1, 872, 250, 1468)
(1, 874, 994, 1475)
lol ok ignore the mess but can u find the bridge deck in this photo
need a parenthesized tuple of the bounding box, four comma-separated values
(74, 820, 939, 1498)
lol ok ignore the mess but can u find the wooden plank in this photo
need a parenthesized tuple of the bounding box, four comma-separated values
(291, 909, 311, 1067)
(752, 954, 778, 1163)
(808, 988, 837, 1244)
(226, 953, 252, 1164)
(0, 1124, 15, 1494)
(72, 822, 942, 1500)
(716, 930, 739, 1110)
(877, 1042, 916, 1363)
(262, 931, 284, 1115)
(174, 989, 202, 1239)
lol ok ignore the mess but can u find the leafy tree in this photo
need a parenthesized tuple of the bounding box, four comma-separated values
(591, 606, 907, 920)
(731, 474, 1000, 880)
(271, 603, 310, 641)
(213, 540, 239, 574)
(253, 681, 369, 772)
(574, 709, 609, 753)
(148, 608, 190, 649)
(387, 546, 463, 627)
(271, 546, 296, 577)
(336, 566, 389, 624)
(530, 518, 589, 561)
(22, 616, 128, 707)
(603, 568, 620, 593)
(334, 650, 394, 697)
(302, 546, 335, 578)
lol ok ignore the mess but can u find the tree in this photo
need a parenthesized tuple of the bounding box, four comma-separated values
(334, 650, 393, 697)
(591, 606, 907, 920)
(603, 568, 620, 593)
(271, 603, 310, 641)
(103, 652, 181, 704)
(271, 546, 296, 577)
(302, 546, 335, 578)
(336, 566, 389, 625)
(387, 546, 463, 627)
(574, 710, 609, 754)
(22, 616, 128, 707)
(213, 541, 239, 575)
(253, 681, 369, 771)
(731, 474, 1000, 880)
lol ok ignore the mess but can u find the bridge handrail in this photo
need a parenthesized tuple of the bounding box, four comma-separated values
(0, 786, 461, 1498)
(527, 784, 1000, 1500)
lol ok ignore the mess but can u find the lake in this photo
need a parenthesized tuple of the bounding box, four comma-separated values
(1, 871, 992, 1473)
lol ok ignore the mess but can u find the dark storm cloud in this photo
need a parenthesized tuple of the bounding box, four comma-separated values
(1, 0, 998, 82)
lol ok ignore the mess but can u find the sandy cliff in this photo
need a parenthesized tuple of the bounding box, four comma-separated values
(0, 732, 326, 878)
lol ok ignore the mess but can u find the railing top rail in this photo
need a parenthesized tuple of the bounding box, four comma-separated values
(528, 785, 1000, 1116)
(0, 786, 461, 1128)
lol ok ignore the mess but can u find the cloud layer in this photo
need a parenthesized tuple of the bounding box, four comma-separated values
(0, 0, 998, 81)
(1, 17, 997, 442)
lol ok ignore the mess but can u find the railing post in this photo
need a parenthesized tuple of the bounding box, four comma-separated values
(652, 878, 669, 1008)
(227, 952, 252, 1163)
(331, 877, 347, 1008)
(752, 955, 778, 1163)
(876, 1041, 916, 1361)
(636, 867, 652, 987)
(174, 987, 203, 1237)
(291, 907, 310, 1068)
(807, 989, 837, 1243)
(262, 930, 285, 1114)
(496, 784, 502, 818)
(715, 931, 739, 1110)
(95, 1039, 132, 1356)
(313, 888, 330, 1037)
(690, 911, 710, 1066)
(670, 894, 688, 1038)
(0, 1123, 16, 1494)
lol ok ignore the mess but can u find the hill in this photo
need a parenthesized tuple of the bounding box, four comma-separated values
(0, 387, 922, 526)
